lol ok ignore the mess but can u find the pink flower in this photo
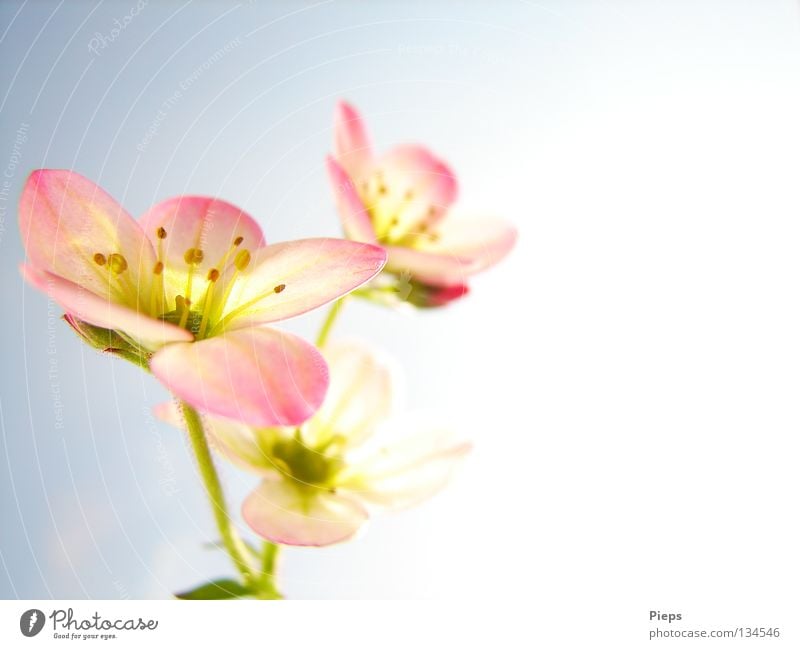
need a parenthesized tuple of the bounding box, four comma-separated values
(156, 341, 470, 546)
(19, 170, 386, 426)
(327, 101, 517, 302)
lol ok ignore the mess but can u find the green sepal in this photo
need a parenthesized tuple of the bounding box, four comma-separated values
(63, 315, 151, 370)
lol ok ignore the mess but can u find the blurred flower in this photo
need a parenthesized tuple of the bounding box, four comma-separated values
(327, 101, 517, 304)
(156, 341, 471, 546)
(19, 170, 386, 426)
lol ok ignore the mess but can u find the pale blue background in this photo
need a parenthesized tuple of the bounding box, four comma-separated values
(2, 0, 800, 612)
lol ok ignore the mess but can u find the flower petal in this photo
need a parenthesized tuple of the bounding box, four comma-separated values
(153, 401, 273, 474)
(242, 478, 368, 546)
(150, 327, 328, 427)
(340, 429, 471, 510)
(385, 218, 517, 286)
(326, 156, 376, 242)
(333, 100, 373, 180)
(210, 238, 386, 332)
(304, 341, 396, 449)
(19, 169, 156, 307)
(21, 264, 193, 347)
(138, 196, 266, 306)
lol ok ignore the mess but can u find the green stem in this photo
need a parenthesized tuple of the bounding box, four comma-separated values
(316, 296, 348, 347)
(261, 541, 279, 581)
(181, 401, 255, 584)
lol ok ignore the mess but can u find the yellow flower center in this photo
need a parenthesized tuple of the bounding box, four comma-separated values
(91, 228, 287, 339)
(358, 169, 441, 247)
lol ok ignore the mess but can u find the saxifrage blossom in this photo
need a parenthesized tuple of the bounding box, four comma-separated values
(327, 101, 517, 305)
(19, 170, 386, 426)
(156, 341, 470, 546)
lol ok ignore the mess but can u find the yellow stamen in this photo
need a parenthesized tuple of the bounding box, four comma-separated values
(150, 230, 168, 316)
(176, 295, 191, 330)
(197, 269, 220, 339)
(106, 253, 142, 307)
(210, 278, 288, 336)
(205, 247, 252, 334)
(183, 247, 204, 305)
(93, 253, 106, 266)
(149, 261, 164, 316)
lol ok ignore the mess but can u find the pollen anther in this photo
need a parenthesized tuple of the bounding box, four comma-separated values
(153, 261, 164, 275)
(108, 253, 128, 274)
(207, 268, 220, 282)
(274, 284, 286, 293)
(93, 253, 107, 266)
(234, 249, 251, 271)
(184, 248, 204, 265)
(156, 227, 167, 239)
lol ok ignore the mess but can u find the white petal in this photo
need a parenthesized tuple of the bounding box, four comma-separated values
(242, 478, 368, 546)
(340, 429, 471, 509)
(304, 340, 397, 449)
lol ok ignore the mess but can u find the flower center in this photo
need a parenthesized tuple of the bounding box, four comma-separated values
(92, 229, 286, 339)
(159, 231, 254, 338)
(359, 170, 441, 247)
(270, 432, 344, 489)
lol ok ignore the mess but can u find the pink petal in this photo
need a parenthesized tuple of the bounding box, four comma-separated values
(21, 264, 193, 347)
(242, 478, 368, 546)
(19, 170, 156, 307)
(326, 157, 376, 243)
(333, 100, 373, 180)
(381, 145, 458, 211)
(210, 238, 386, 332)
(305, 341, 395, 449)
(385, 218, 517, 286)
(340, 430, 471, 510)
(138, 196, 266, 310)
(153, 402, 273, 474)
(150, 327, 329, 427)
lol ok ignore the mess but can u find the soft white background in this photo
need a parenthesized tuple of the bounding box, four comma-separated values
(1, 0, 799, 636)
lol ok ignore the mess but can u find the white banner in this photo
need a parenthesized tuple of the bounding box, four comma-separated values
(0, 600, 526, 649)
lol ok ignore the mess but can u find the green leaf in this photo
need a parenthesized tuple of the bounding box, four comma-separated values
(175, 578, 252, 600)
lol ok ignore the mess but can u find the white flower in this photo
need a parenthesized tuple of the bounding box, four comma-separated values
(157, 341, 470, 546)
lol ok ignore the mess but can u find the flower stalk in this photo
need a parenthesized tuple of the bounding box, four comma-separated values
(316, 296, 348, 347)
(180, 401, 256, 584)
